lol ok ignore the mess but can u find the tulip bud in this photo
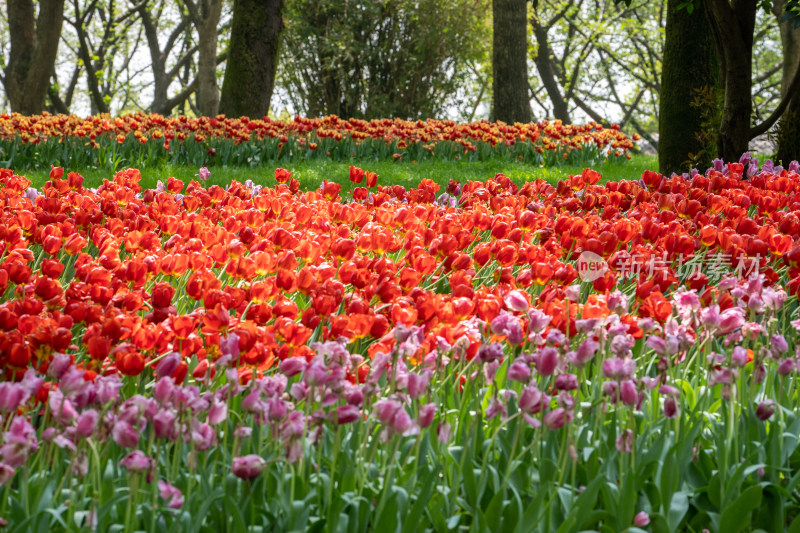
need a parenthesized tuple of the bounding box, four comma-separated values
(156, 352, 181, 378)
(419, 403, 436, 428)
(231, 454, 266, 480)
(535, 347, 559, 376)
(756, 400, 775, 421)
(633, 511, 650, 527)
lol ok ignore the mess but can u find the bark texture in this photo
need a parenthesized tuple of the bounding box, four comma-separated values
(492, 0, 532, 124)
(219, 0, 284, 118)
(184, 0, 224, 116)
(704, 0, 757, 162)
(774, 0, 800, 164)
(530, 14, 570, 123)
(659, 0, 720, 174)
(3, 0, 65, 114)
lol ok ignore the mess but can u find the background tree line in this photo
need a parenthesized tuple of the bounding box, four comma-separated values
(0, 0, 798, 173)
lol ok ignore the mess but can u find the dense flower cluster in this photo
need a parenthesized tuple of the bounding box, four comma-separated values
(1, 157, 799, 382)
(0, 156, 800, 530)
(0, 113, 637, 169)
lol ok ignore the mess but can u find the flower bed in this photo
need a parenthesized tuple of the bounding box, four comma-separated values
(0, 113, 637, 170)
(1, 157, 800, 531)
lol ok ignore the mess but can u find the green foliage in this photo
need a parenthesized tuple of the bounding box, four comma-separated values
(279, 0, 489, 119)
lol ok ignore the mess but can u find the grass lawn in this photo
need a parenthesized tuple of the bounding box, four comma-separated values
(18, 153, 657, 191)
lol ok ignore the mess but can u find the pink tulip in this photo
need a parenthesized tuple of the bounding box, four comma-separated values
(664, 397, 679, 418)
(0, 383, 26, 413)
(280, 357, 307, 377)
(153, 409, 178, 441)
(535, 347, 559, 376)
(718, 307, 745, 334)
(75, 409, 99, 438)
(419, 403, 436, 428)
(616, 429, 633, 453)
(336, 405, 360, 424)
(112, 420, 140, 448)
(507, 361, 531, 383)
(0, 417, 38, 468)
(633, 511, 650, 526)
(555, 374, 578, 391)
(158, 480, 184, 508)
(156, 352, 181, 378)
(232, 454, 266, 480)
(0, 464, 14, 486)
(47, 353, 73, 379)
(620, 380, 638, 406)
(407, 370, 431, 399)
(519, 385, 548, 415)
(543, 408, 572, 430)
(504, 290, 528, 312)
(756, 400, 775, 421)
(119, 450, 154, 474)
(437, 421, 452, 443)
(48, 390, 78, 425)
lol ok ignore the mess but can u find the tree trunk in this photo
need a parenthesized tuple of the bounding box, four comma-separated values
(530, 14, 570, 123)
(192, 0, 223, 116)
(3, 0, 65, 115)
(219, 0, 284, 118)
(492, 0, 532, 123)
(658, 0, 720, 174)
(704, 0, 757, 162)
(774, 0, 800, 164)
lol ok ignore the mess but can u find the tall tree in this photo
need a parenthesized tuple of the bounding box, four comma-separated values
(219, 0, 284, 118)
(2, 0, 65, 114)
(65, 0, 141, 114)
(182, 0, 224, 116)
(614, 0, 799, 163)
(703, 0, 800, 161)
(134, 0, 227, 115)
(530, 5, 571, 123)
(281, 0, 486, 119)
(492, 0, 532, 123)
(774, 0, 800, 163)
(658, 0, 719, 174)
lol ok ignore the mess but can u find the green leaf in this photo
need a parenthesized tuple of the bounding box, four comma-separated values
(787, 512, 800, 533)
(719, 485, 763, 533)
(667, 491, 689, 533)
(401, 467, 440, 533)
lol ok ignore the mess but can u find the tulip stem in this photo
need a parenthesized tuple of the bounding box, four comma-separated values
(124, 474, 138, 532)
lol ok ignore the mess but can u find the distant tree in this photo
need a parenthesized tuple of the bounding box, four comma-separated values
(134, 0, 228, 115)
(181, 0, 224, 116)
(492, 0, 532, 123)
(280, 0, 487, 119)
(2, 0, 65, 114)
(63, 0, 142, 114)
(219, 0, 284, 118)
(527, 0, 666, 148)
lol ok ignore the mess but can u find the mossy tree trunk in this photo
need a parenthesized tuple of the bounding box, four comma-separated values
(219, 0, 284, 118)
(3, 0, 65, 115)
(774, 0, 800, 164)
(492, 0, 532, 124)
(659, 0, 721, 175)
(704, 0, 758, 163)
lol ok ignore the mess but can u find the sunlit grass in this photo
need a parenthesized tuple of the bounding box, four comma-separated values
(20, 153, 657, 190)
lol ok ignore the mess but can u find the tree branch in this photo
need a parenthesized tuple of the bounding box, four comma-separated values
(750, 61, 800, 138)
